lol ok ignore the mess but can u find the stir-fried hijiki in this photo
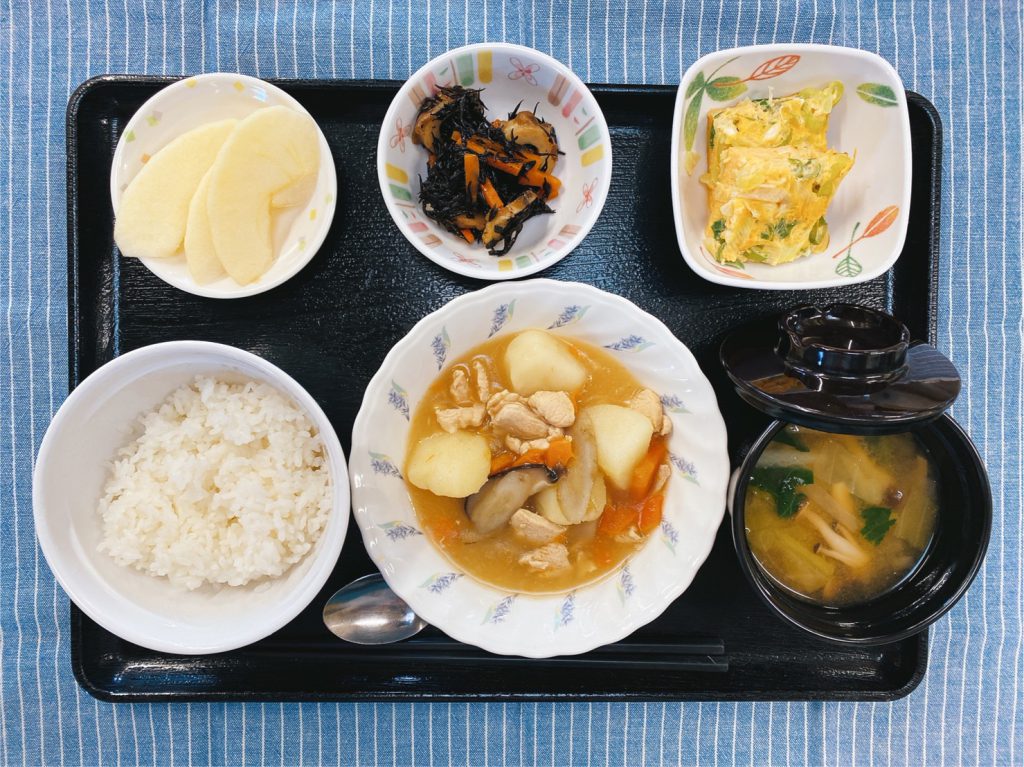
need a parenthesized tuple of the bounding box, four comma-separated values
(404, 329, 674, 594)
(413, 86, 562, 255)
(744, 425, 938, 606)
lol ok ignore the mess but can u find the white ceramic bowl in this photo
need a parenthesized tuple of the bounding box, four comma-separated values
(671, 44, 912, 290)
(377, 43, 612, 280)
(33, 342, 349, 654)
(349, 280, 730, 657)
(110, 73, 338, 299)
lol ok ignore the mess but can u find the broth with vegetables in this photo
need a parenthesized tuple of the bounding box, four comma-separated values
(744, 425, 938, 606)
(405, 329, 674, 594)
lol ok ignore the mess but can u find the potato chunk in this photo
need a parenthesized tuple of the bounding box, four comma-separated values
(505, 329, 588, 396)
(206, 106, 320, 285)
(584, 404, 655, 490)
(114, 118, 238, 260)
(406, 431, 491, 498)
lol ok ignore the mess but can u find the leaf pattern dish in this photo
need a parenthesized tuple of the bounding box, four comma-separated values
(671, 44, 912, 290)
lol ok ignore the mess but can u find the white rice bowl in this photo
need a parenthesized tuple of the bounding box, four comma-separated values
(98, 376, 332, 590)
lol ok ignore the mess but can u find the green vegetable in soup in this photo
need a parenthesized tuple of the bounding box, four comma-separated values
(860, 506, 895, 545)
(750, 466, 813, 518)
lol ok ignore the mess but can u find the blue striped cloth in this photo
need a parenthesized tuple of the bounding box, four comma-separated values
(1, 1, 1021, 764)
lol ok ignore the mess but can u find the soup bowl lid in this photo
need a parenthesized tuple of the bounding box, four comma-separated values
(720, 303, 961, 434)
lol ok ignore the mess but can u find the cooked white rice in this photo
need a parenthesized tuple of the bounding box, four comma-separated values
(98, 375, 332, 590)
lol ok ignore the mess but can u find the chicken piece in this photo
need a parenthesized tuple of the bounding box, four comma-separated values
(528, 391, 576, 428)
(450, 367, 472, 404)
(472, 359, 491, 402)
(436, 403, 486, 433)
(652, 463, 671, 493)
(487, 389, 524, 415)
(518, 542, 571, 572)
(629, 388, 666, 433)
(502, 112, 559, 157)
(491, 401, 550, 440)
(509, 508, 565, 545)
(506, 435, 551, 455)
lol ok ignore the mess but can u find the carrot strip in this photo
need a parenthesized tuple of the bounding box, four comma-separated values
(481, 179, 503, 209)
(463, 153, 480, 202)
(482, 155, 524, 177)
(518, 169, 561, 199)
(451, 130, 463, 143)
(638, 494, 664, 534)
(629, 438, 668, 500)
(511, 448, 547, 468)
(459, 228, 476, 244)
(598, 503, 640, 537)
(490, 452, 516, 475)
(545, 437, 574, 469)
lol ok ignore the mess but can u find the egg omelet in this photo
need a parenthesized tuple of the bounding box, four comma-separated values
(700, 82, 854, 266)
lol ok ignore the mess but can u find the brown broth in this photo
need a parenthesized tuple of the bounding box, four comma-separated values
(405, 331, 662, 594)
(744, 426, 938, 607)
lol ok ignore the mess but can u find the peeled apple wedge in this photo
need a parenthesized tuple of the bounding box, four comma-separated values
(114, 119, 238, 260)
(584, 404, 654, 490)
(206, 106, 320, 285)
(406, 431, 491, 498)
(183, 170, 225, 284)
(505, 329, 588, 396)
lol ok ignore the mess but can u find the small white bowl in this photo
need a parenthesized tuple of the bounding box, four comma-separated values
(110, 73, 338, 299)
(671, 44, 912, 290)
(377, 43, 612, 280)
(33, 342, 349, 655)
(349, 280, 730, 657)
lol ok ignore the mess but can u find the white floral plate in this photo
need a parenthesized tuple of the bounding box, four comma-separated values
(376, 43, 612, 280)
(349, 280, 730, 657)
(109, 73, 337, 299)
(671, 44, 912, 290)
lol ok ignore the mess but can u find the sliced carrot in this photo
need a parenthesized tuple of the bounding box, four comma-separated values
(638, 494, 664, 534)
(629, 437, 669, 500)
(511, 448, 547, 468)
(489, 452, 516, 475)
(518, 168, 562, 199)
(481, 179, 503, 209)
(451, 130, 463, 143)
(483, 155, 524, 177)
(459, 228, 476, 244)
(597, 503, 640, 537)
(463, 153, 480, 203)
(545, 437, 574, 469)
(427, 515, 460, 546)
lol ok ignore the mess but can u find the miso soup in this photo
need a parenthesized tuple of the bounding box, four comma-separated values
(744, 425, 938, 606)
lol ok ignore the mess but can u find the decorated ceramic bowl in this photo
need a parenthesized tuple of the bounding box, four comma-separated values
(109, 73, 338, 299)
(349, 280, 730, 657)
(671, 44, 912, 290)
(376, 43, 612, 280)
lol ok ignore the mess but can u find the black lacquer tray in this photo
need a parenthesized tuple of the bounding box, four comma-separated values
(67, 77, 942, 702)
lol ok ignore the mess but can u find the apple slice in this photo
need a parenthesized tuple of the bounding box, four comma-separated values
(183, 170, 225, 284)
(114, 119, 238, 260)
(206, 106, 320, 285)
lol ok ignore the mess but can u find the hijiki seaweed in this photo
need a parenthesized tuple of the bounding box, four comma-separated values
(413, 86, 562, 256)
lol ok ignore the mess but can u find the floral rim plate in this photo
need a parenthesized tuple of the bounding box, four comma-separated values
(109, 72, 338, 299)
(349, 280, 730, 657)
(377, 43, 612, 280)
(671, 44, 912, 290)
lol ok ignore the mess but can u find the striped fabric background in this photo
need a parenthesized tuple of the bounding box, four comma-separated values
(1, 0, 1021, 764)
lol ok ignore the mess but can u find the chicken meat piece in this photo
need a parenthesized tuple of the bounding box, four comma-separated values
(652, 463, 672, 493)
(450, 367, 472, 404)
(509, 508, 565, 545)
(472, 359, 492, 402)
(528, 391, 576, 428)
(435, 403, 486, 433)
(629, 388, 668, 434)
(518, 542, 571, 572)
(505, 435, 551, 455)
(490, 401, 550, 440)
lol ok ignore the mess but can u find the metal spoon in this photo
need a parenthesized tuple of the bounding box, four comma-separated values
(322, 573, 427, 644)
